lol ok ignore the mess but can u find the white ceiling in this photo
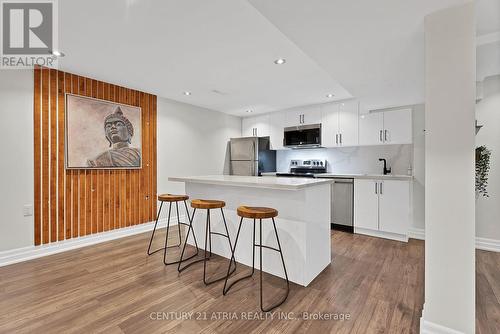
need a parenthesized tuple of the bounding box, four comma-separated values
(58, 0, 351, 116)
(58, 0, 495, 116)
(477, 0, 500, 81)
(247, 0, 470, 112)
(477, 0, 500, 36)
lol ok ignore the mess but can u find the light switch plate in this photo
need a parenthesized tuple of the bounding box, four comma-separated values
(23, 204, 33, 217)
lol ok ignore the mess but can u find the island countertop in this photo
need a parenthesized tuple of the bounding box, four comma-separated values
(168, 175, 333, 190)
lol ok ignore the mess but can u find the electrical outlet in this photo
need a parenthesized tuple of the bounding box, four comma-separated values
(23, 204, 33, 217)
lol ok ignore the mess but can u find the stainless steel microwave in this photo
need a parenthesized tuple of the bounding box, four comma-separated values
(283, 123, 322, 148)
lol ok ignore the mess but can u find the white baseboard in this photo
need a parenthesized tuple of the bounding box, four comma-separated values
(354, 227, 408, 242)
(407, 227, 500, 252)
(420, 318, 465, 334)
(408, 227, 425, 240)
(475, 236, 500, 252)
(0, 214, 187, 268)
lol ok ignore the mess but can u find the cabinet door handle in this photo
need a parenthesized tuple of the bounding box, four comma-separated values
(375, 182, 378, 194)
(379, 182, 383, 195)
(384, 130, 388, 142)
(339, 133, 342, 144)
(379, 130, 383, 142)
(335, 134, 338, 144)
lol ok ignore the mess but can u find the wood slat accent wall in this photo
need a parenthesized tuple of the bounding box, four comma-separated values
(33, 67, 157, 245)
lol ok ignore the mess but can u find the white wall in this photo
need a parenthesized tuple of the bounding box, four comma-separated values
(156, 97, 241, 196)
(276, 145, 412, 175)
(0, 70, 35, 252)
(412, 104, 425, 230)
(423, 3, 476, 333)
(476, 74, 500, 240)
(0, 71, 241, 253)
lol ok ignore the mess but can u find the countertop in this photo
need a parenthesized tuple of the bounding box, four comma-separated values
(168, 175, 334, 190)
(261, 172, 413, 181)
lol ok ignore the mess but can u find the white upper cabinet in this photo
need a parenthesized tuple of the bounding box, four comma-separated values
(242, 114, 269, 137)
(241, 102, 411, 149)
(359, 108, 412, 146)
(242, 117, 255, 137)
(338, 101, 359, 146)
(359, 111, 384, 145)
(253, 114, 269, 137)
(302, 105, 322, 125)
(321, 100, 359, 147)
(285, 105, 322, 127)
(382, 109, 412, 144)
(268, 111, 285, 149)
(321, 103, 340, 147)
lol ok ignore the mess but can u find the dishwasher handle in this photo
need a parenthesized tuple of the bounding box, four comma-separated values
(332, 178, 354, 184)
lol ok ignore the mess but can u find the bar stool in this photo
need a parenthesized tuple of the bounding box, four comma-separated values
(147, 194, 199, 265)
(223, 206, 289, 312)
(178, 199, 236, 285)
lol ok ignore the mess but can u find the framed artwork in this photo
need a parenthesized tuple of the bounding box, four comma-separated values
(65, 94, 142, 169)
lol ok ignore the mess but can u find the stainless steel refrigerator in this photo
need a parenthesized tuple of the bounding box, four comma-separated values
(229, 137, 276, 176)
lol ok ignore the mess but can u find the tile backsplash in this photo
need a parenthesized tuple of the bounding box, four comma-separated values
(276, 144, 413, 175)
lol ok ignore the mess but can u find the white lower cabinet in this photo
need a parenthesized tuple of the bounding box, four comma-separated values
(354, 179, 410, 241)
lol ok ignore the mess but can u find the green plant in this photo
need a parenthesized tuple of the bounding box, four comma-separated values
(476, 145, 491, 197)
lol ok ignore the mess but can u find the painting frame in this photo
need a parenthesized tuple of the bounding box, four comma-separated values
(65, 93, 143, 170)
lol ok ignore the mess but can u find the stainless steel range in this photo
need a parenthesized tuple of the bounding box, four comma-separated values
(276, 159, 327, 178)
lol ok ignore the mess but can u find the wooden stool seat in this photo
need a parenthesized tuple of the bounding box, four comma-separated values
(191, 199, 225, 209)
(158, 194, 189, 202)
(237, 206, 278, 219)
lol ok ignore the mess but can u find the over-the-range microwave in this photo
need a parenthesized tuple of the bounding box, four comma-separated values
(283, 123, 322, 149)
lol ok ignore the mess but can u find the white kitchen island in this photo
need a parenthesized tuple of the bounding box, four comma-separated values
(168, 175, 333, 287)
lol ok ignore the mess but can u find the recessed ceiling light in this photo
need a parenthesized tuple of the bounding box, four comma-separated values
(183, 91, 191, 96)
(326, 93, 334, 98)
(274, 58, 286, 65)
(246, 109, 253, 113)
(49, 50, 65, 57)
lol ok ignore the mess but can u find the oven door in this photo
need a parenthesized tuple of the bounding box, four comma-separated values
(284, 124, 321, 148)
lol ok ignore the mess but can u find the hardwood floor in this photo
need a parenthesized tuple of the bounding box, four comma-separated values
(0, 229, 497, 333)
(477, 249, 500, 334)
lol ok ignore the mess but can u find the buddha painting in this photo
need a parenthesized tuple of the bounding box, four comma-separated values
(87, 107, 141, 167)
(66, 94, 142, 169)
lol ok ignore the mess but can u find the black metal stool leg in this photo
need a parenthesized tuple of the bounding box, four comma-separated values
(183, 200, 199, 252)
(147, 201, 164, 255)
(163, 201, 193, 266)
(223, 216, 253, 295)
(175, 201, 182, 246)
(208, 212, 212, 257)
(221, 208, 237, 274)
(203, 209, 211, 284)
(203, 208, 236, 285)
(260, 217, 290, 312)
(178, 207, 207, 272)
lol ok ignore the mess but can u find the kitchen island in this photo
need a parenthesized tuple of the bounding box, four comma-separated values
(168, 175, 334, 286)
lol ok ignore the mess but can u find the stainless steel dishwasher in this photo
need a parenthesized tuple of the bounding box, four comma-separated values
(330, 178, 354, 233)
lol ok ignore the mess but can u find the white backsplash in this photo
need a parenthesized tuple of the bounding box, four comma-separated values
(276, 144, 413, 175)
